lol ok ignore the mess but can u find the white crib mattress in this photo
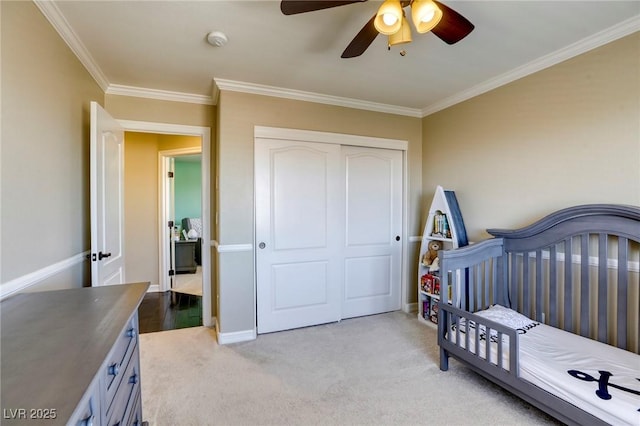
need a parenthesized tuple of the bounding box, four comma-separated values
(449, 307, 640, 425)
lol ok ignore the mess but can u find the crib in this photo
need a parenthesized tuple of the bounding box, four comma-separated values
(437, 204, 640, 426)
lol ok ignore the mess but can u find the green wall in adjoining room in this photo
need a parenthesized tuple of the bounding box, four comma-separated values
(175, 158, 202, 227)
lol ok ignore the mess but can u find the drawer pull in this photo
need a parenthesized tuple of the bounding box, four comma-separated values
(108, 363, 120, 376)
(126, 328, 137, 338)
(80, 415, 94, 426)
(129, 373, 138, 385)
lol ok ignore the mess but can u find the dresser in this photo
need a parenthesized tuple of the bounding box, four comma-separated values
(0, 282, 149, 425)
(175, 240, 197, 274)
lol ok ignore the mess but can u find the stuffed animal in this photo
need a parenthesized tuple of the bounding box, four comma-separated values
(422, 241, 441, 267)
(429, 256, 440, 272)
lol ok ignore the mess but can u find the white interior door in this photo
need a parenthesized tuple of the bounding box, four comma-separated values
(342, 146, 403, 318)
(255, 139, 343, 334)
(90, 101, 125, 286)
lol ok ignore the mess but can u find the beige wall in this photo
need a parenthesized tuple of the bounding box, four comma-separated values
(1, 1, 103, 292)
(105, 95, 213, 128)
(422, 32, 640, 243)
(216, 92, 423, 333)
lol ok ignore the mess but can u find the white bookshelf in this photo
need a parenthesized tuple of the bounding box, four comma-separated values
(417, 185, 468, 324)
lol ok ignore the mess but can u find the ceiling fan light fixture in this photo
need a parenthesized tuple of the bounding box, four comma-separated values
(388, 15, 412, 47)
(374, 0, 403, 35)
(411, 0, 443, 34)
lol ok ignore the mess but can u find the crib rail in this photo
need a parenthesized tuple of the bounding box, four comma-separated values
(438, 303, 518, 377)
(438, 204, 640, 354)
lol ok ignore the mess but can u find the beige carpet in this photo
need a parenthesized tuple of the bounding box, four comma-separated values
(171, 266, 202, 296)
(139, 311, 560, 426)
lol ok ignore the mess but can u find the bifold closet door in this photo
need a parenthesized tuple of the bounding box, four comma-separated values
(255, 139, 343, 334)
(341, 146, 403, 318)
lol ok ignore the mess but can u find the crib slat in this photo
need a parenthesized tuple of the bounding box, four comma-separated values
(522, 251, 530, 318)
(464, 315, 470, 352)
(597, 233, 608, 343)
(474, 322, 480, 357)
(549, 245, 558, 327)
(486, 326, 492, 364)
(469, 266, 476, 312)
(564, 238, 573, 332)
(476, 264, 482, 310)
(497, 332, 503, 369)
(497, 254, 505, 305)
(580, 233, 590, 337)
(492, 257, 498, 305)
(484, 259, 490, 307)
(617, 237, 628, 350)
(535, 249, 542, 322)
(510, 252, 517, 311)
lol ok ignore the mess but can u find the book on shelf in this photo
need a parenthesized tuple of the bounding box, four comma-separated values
(421, 273, 440, 294)
(422, 299, 430, 320)
(431, 210, 451, 238)
(443, 190, 469, 247)
(430, 302, 439, 323)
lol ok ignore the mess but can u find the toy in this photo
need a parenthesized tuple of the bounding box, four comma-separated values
(422, 241, 441, 267)
(429, 257, 440, 272)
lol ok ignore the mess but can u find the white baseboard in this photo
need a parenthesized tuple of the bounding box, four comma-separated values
(0, 251, 89, 301)
(216, 318, 256, 344)
(148, 284, 161, 292)
(404, 302, 418, 314)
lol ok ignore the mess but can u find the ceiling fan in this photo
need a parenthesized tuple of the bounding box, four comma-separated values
(280, 0, 474, 58)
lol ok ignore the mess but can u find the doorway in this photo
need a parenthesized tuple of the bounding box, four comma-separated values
(119, 120, 212, 328)
(161, 150, 203, 297)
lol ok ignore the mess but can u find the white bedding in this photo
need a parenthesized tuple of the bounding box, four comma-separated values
(448, 306, 640, 426)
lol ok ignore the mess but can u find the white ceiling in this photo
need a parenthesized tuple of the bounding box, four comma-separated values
(45, 1, 639, 116)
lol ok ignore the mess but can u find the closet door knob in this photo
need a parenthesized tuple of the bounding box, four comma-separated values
(259, 242, 266, 249)
(395, 236, 400, 241)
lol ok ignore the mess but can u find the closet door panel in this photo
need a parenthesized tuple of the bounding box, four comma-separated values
(342, 147, 403, 319)
(255, 139, 342, 334)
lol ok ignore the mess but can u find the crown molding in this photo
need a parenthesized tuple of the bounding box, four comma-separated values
(422, 14, 640, 117)
(214, 78, 423, 118)
(106, 84, 215, 105)
(35, 0, 638, 117)
(33, 0, 110, 91)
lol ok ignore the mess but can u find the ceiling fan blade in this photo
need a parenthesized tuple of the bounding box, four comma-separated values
(341, 14, 378, 58)
(431, 1, 474, 45)
(281, 0, 367, 15)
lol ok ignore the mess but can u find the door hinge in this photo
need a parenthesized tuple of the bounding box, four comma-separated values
(168, 171, 174, 178)
(169, 269, 175, 276)
(168, 220, 174, 228)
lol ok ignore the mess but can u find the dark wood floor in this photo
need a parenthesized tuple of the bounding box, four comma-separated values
(138, 291, 202, 334)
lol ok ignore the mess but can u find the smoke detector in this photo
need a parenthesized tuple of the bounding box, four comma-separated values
(207, 31, 228, 47)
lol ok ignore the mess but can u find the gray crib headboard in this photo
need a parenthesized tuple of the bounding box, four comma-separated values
(487, 204, 640, 353)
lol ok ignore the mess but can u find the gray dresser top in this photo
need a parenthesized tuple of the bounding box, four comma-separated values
(1, 282, 149, 424)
